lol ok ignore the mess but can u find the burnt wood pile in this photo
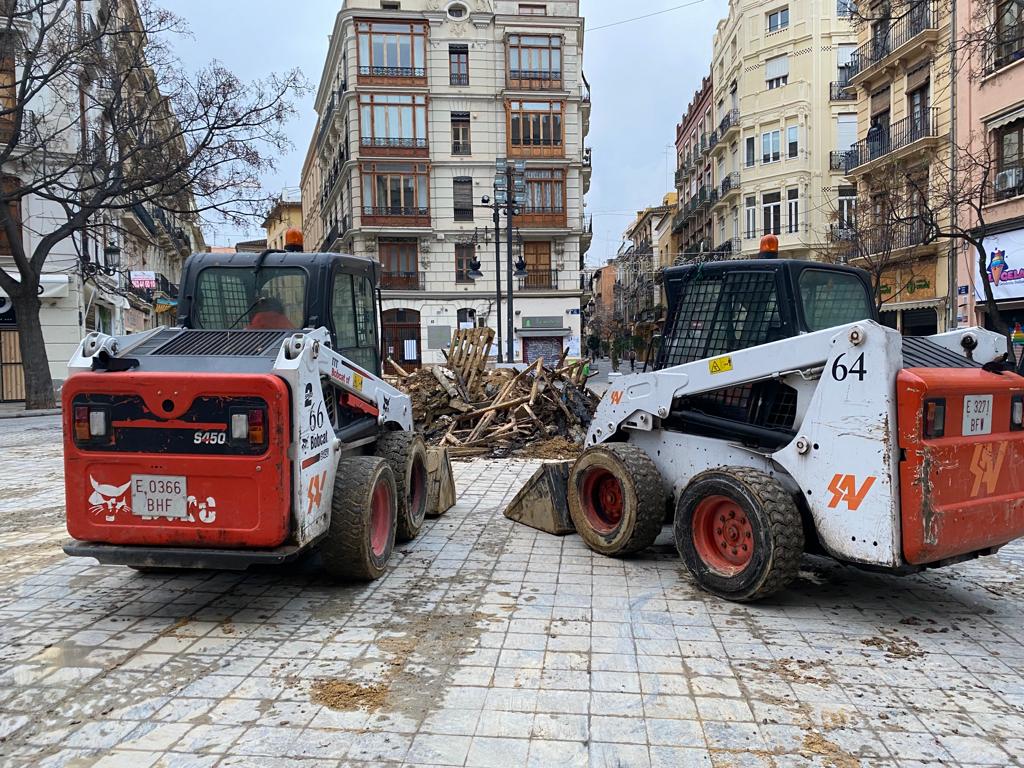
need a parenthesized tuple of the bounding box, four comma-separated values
(385, 328, 598, 458)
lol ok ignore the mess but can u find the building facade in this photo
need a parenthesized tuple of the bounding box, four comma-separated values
(705, 0, 858, 262)
(954, 0, 1024, 334)
(263, 190, 304, 250)
(304, 0, 591, 367)
(842, 0, 954, 334)
(0, 0, 204, 402)
(673, 74, 715, 261)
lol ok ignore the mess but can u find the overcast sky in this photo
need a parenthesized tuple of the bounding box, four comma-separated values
(158, 0, 727, 261)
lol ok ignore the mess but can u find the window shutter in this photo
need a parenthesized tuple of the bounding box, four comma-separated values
(837, 44, 856, 68)
(906, 62, 931, 93)
(765, 55, 789, 80)
(837, 113, 858, 148)
(453, 177, 474, 209)
(870, 86, 891, 117)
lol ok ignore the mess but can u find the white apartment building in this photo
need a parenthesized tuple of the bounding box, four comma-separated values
(307, 0, 591, 367)
(686, 0, 857, 259)
(0, 0, 204, 401)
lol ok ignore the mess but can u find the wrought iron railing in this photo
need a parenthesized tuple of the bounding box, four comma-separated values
(830, 81, 856, 101)
(718, 109, 740, 137)
(363, 206, 429, 218)
(518, 269, 559, 290)
(719, 171, 740, 197)
(452, 140, 472, 155)
(830, 150, 850, 171)
(360, 137, 428, 149)
(450, 73, 469, 86)
(848, 2, 937, 79)
(674, 167, 687, 187)
(843, 108, 938, 172)
(381, 271, 425, 290)
(359, 66, 426, 78)
(509, 69, 562, 86)
(864, 221, 931, 255)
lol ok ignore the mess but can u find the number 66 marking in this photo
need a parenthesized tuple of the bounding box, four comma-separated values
(831, 352, 866, 382)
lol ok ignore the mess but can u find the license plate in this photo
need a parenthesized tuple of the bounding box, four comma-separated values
(962, 395, 993, 436)
(131, 474, 188, 518)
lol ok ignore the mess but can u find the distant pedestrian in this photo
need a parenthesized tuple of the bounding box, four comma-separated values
(629, 349, 636, 372)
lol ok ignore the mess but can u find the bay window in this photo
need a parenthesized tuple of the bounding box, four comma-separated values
(522, 168, 566, 226)
(507, 34, 562, 89)
(361, 162, 430, 223)
(507, 100, 564, 156)
(359, 93, 428, 152)
(357, 20, 427, 81)
(762, 191, 782, 236)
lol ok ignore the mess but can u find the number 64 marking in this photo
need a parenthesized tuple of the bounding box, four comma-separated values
(831, 352, 866, 382)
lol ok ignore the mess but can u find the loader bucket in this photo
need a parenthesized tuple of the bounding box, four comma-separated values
(504, 461, 575, 535)
(426, 446, 457, 518)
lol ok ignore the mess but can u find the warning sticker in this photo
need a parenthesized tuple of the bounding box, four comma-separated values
(708, 356, 733, 375)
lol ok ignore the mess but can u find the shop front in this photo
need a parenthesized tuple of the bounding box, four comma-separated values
(878, 258, 946, 335)
(969, 226, 1024, 357)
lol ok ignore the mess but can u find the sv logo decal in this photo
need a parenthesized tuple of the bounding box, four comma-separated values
(969, 442, 1008, 498)
(609, 390, 623, 405)
(306, 471, 328, 515)
(827, 474, 877, 510)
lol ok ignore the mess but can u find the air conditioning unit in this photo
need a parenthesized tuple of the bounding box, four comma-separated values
(995, 167, 1023, 193)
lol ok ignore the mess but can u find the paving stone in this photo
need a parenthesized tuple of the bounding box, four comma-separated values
(0, 417, 1021, 768)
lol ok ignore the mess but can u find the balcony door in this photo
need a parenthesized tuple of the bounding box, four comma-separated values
(379, 239, 419, 290)
(523, 241, 552, 289)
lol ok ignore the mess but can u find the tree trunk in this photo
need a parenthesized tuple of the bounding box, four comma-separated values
(11, 287, 55, 410)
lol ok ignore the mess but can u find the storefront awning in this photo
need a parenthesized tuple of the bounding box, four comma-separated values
(518, 328, 571, 337)
(0, 274, 69, 299)
(879, 297, 945, 313)
(987, 105, 1024, 132)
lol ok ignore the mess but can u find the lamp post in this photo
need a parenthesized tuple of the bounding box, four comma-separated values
(465, 197, 503, 363)
(495, 158, 528, 362)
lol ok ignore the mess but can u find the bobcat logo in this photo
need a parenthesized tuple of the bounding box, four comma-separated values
(187, 495, 217, 524)
(89, 477, 131, 521)
(381, 395, 391, 414)
(304, 382, 314, 408)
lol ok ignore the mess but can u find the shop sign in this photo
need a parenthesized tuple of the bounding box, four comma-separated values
(879, 260, 937, 303)
(976, 227, 1024, 301)
(0, 297, 14, 327)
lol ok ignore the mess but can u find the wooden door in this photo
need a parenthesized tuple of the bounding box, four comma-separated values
(522, 241, 552, 289)
(381, 308, 422, 370)
(0, 329, 25, 402)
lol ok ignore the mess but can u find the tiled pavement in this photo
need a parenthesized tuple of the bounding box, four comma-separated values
(0, 416, 1022, 767)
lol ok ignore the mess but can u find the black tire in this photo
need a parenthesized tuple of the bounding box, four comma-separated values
(375, 431, 429, 542)
(321, 457, 397, 581)
(674, 467, 803, 602)
(567, 442, 665, 556)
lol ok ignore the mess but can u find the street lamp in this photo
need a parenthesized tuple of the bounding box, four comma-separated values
(103, 241, 122, 274)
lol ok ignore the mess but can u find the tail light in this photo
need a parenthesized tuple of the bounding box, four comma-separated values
(923, 399, 946, 438)
(248, 408, 265, 445)
(1012, 396, 1024, 431)
(229, 407, 266, 446)
(73, 404, 111, 444)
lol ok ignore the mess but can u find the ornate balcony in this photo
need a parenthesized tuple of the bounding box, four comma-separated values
(847, 2, 938, 85)
(843, 108, 940, 175)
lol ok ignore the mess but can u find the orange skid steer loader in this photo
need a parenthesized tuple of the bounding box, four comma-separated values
(62, 246, 455, 578)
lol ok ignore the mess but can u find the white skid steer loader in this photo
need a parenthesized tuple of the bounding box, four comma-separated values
(507, 240, 1024, 601)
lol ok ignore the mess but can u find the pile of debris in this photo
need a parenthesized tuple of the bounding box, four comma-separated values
(386, 327, 599, 459)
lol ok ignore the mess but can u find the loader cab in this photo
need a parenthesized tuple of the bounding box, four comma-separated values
(176, 251, 383, 376)
(656, 259, 876, 371)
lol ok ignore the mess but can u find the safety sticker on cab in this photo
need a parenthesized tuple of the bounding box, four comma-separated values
(708, 356, 733, 375)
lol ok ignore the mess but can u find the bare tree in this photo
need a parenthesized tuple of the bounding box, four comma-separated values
(901, 137, 1013, 352)
(816, 175, 921, 311)
(0, 0, 306, 408)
